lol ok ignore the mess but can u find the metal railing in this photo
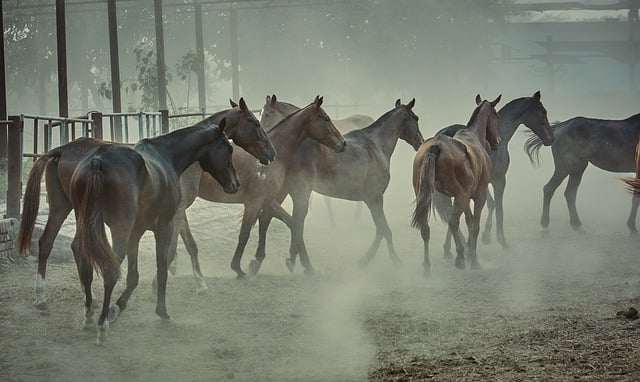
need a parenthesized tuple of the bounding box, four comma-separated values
(98, 111, 167, 143)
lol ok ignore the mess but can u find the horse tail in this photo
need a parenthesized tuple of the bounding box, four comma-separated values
(622, 135, 640, 197)
(16, 151, 59, 255)
(524, 132, 545, 167)
(411, 145, 439, 231)
(74, 157, 120, 280)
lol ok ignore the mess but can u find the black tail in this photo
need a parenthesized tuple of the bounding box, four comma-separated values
(524, 123, 558, 166)
(73, 157, 121, 281)
(411, 145, 439, 232)
(16, 152, 59, 255)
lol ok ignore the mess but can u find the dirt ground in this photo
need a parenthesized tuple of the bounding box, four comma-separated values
(1, 144, 640, 382)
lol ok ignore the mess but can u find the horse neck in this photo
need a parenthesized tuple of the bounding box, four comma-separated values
(466, 110, 492, 145)
(267, 110, 312, 163)
(198, 110, 227, 126)
(142, 126, 214, 175)
(496, 99, 528, 144)
(365, 110, 406, 160)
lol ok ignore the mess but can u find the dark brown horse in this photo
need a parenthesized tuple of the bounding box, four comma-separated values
(20, 122, 239, 345)
(436, 91, 554, 253)
(525, 113, 640, 233)
(17, 99, 275, 308)
(412, 95, 501, 275)
(169, 96, 346, 278)
(249, 99, 423, 275)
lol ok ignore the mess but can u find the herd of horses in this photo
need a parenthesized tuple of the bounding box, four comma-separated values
(14, 91, 640, 345)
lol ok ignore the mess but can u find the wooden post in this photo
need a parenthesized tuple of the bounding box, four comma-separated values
(195, 3, 207, 111)
(154, 0, 168, 110)
(160, 109, 169, 134)
(0, 0, 7, 163)
(91, 112, 103, 140)
(107, 0, 123, 142)
(6, 116, 22, 219)
(229, 8, 240, 101)
(56, 0, 69, 120)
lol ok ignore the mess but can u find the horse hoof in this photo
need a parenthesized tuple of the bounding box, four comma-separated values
(573, 226, 585, 234)
(540, 227, 549, 237)
(285, 259, 296, 273)
(455, 258, 465, 270)
(34, 300, 49, 311)
(197, 285, 209, 295)
(82, 319, 96, 331)
(470, 261, 481, 270)
(107, 305, 121, 324)
(423, 268, 431, 278)
(248, 260, 262, 276)
(357, 257, 370, 269)
(157, 311, 171, 321)
(443, 251, 453, 260)
(304, 267, 316, 276)
(630, 230, 638, 237)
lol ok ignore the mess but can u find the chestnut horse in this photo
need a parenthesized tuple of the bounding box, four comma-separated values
(621, 135, 640, 196)
(412, 95, 501, 275)
(435, 91, 554, 252)
(21, 122, 239, 345)
(17, 99, 275, 307)
(249, 99, 423, 275)
(169, 96, 346, 278)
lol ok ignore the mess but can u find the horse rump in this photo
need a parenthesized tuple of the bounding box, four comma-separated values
(412, 145, 440, 231)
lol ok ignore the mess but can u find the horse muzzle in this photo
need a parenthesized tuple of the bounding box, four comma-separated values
(224, 180, 241, 194)
(334, 140, 347, 153)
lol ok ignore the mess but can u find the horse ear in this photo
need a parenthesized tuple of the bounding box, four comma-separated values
(271, 94, 277, 105)
(266, 95, 271, 104)
(407, 98, 416, 109)
(314, 95, 323, 108)
(490, 94, 502, 107)
(533, 90, 541, 101)
(229, 99, 238, 108)
(395, 99, 401, 108)
(218, 117, 227, 131)
(239, 97, 248, 111)
(475, 94, 482, 105)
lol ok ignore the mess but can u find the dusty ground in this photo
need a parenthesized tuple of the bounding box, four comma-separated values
(2, 144, 640, 382)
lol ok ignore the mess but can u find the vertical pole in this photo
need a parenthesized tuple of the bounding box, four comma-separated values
(229, 8, 240, 101)
(56, 0, 69, 120)
(546, 35, 554, 97)
(91, 112, 103, 140)
(195, 3, 207, 111)
(107, 0, 123, 142)
(160, 110, 169, 134)
(36, 3, 47, 115)
(154, 0, 168, 111)
(6, 116, 22, 219)
(629, 2, 639, 94)
(0, 0, 7, 163)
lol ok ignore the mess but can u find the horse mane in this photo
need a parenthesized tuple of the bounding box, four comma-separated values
(361, 105, 403, 132)
(268, 106, 306, 132)
(197, 109, 229, 126)
(466, 101, 488, 127)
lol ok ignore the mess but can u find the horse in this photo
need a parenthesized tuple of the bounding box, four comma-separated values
(412, 95, 501, 275)
(16, 98, 275, 308)
(435, 91, 554, 253)
(621, 135, 640, 196)
(247, 98, 423, 275)
(525, 113, 640, 233)
(20, 121, 239, 345)
(260, 94, 374, 223)
(169, 96, 346, 279)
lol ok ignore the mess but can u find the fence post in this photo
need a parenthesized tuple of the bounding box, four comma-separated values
(160, 109, 169, 134)
(6, 116, 22, 219)
(91, 111, 103, 140)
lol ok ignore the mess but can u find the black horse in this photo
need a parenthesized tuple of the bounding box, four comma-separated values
(526, 112, 640, 233)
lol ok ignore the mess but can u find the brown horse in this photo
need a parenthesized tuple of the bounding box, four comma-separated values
(17, 99, 275, 307)
(169, 96, 346, 278)
(249, 99, 423, 275)
(22, 122, 239, 345)
(412, 95, 501, 275)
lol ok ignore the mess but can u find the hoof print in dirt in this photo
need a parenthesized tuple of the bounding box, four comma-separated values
(616, 307, 639, 319)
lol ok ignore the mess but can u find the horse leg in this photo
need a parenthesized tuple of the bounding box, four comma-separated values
(443, 228, 454, 260)
(288, 188, 314, 274)
(181, 214, 207, 294)
(541, 169, 569, 232)
(360, 196, 400, 268)
(449, 198, 468, 270)
(481, 188, 495, 244)
(230, 201, 261, 279)
(420, 224, 431, 276)
(166, 209, 185, 276)
(627, 195, 640, 235)
(153, 224, 174, 320)
(251, 198, 293, 275)
(492, 177, 509, 250)
(564, 166, 587, 232)
(71, 236, 95, 331)
(468, 197, 487, 270)
(111, 228, 144, 322)
(34, 202, 72, 310)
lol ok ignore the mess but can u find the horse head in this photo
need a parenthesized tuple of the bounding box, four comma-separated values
(260, 94, 299, 131)
(475, 94, 501, 150)
(394, 98, 424, 151)
(302, 95, 346, 153)
(224, 97, 276, 165)
(521, 90, 554, 146)
(198, 118, 240, 194)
